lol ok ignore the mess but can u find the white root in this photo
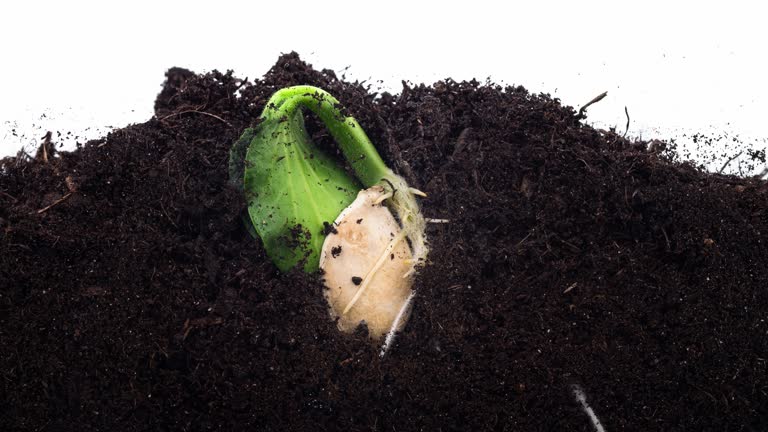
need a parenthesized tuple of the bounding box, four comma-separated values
(382, 171, 429, 268)
(373, 192, 393, 205)
(409, 187, 428, 197)
(571, 385, 607, 432)
(379, 291, 416, 357)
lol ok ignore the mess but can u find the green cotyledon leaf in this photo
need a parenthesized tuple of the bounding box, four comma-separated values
(242, 105, 360, 272)
(234, 86, 426, 274)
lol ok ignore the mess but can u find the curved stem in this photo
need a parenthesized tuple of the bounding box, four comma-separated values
(263, 86, 389, 187)
(263, 86, 429, 269)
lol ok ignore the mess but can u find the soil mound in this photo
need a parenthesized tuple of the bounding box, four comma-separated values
(2, 53, 767, 431)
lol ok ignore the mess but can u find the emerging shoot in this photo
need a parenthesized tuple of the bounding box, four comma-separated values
(230, 86, 428, 345)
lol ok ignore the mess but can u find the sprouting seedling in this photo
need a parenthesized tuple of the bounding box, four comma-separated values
(229, 85, 428, 345)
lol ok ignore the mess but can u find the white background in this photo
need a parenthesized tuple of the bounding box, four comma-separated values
(1, 1, 766, 174)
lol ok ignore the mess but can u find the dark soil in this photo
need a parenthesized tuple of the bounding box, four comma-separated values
(2, 53, 768, 431)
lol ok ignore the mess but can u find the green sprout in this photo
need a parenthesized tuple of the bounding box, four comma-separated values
(230, 86, 428, 343)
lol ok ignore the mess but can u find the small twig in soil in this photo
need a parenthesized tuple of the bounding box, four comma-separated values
(36, 176, 78, 214)
(0, 190, 18, 203)
(41, 131, 52, 164)
(36, 192, 73, 214)
(233, 77, 248, 92)
(515, 230, 533, 248)
(718, 151, 743, 174)
(690, 383, 718, 405)
(576, 158, 593, 173)
(661, 226, 671, 250)
(577, 91, 608, 118)
(556, 235, 582, 252)
(159, 200, 178, 229)
(623, 106, 630, 137)
(563, 282, 578, 294)
(159, 110, 233, 128)
(7, 243, 32, 251)
(182, 316, 224, 340)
